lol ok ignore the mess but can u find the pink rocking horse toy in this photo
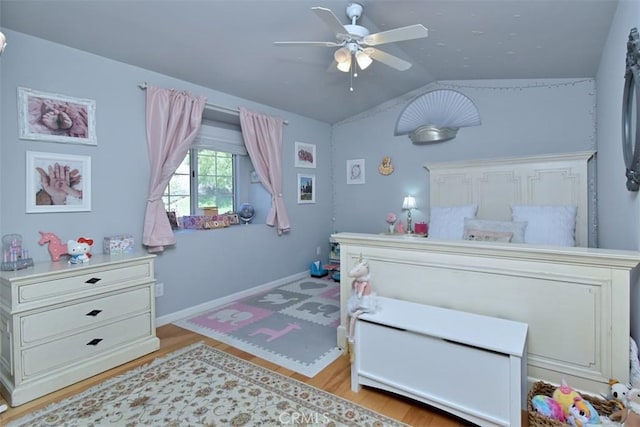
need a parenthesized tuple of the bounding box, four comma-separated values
(38, 231, 68, 261)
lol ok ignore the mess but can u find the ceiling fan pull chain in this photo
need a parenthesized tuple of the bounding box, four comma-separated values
(350, 61, 355, 92)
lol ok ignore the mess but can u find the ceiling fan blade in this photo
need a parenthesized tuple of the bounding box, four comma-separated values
(312, 7, 350, 41)
(363, 47, 412, 71)
(363, 24, 429, 46)
(273, 41, 343, 48)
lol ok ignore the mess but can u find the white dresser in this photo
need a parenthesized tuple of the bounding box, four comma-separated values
(0, 253, 160, 406)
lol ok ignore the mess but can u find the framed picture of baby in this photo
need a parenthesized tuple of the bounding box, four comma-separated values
(26, 151, 91, 213)
(18, 87, 97, 145)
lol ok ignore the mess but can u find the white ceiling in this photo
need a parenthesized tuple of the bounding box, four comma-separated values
(0, 0, 618, 124)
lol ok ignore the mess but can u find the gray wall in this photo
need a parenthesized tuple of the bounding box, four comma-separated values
(331, 79, 596, 234)
(596, 1, 640, 250)
(0, 30, 333, 317)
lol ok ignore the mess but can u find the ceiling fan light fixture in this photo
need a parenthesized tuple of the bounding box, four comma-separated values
(336, 56, 352, 72)
(0, 32, 7, 56)
(274, 3, 429, 90)
(355, 50, 372, 70)
(334, 47, 350, 63)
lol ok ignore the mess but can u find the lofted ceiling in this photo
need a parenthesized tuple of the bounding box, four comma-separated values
(0, 0, 618, 124)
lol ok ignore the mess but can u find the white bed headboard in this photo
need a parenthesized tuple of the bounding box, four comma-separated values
(424, 151, 596, 247)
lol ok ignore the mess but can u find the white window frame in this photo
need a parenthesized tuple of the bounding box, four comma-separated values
(164, 124, 246, 216)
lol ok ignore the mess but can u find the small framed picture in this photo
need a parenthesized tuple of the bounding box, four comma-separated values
(26, 151, 91, 213)
(18, 87, 97, 145)
(294, 141, 316, 168)
(347, 159, 365, 184)
(297, 173, 316, 204)
(250, 170, 260, 183)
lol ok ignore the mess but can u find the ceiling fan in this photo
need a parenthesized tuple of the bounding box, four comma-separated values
(274, 2, 428, 74)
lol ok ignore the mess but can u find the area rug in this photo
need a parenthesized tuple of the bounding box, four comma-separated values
(9, 342, 407, 427)
(174, 277, 342, 377)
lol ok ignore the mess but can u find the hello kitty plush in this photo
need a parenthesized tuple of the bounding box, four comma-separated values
(67, 237, 93, 264)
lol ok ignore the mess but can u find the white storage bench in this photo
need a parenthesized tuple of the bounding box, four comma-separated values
(351, 296, 528, 427)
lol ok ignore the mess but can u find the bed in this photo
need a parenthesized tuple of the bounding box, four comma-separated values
(333, 151, 640, 395)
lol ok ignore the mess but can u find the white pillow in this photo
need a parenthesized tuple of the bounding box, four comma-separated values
(464, 229, 513, 242)
(511, 205, 577, 246)
(463, 218, 528, 243)
(429, 204, 478, 240)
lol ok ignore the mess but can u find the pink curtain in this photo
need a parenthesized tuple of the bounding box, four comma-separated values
(239, 107, 290, 234)
(143, 85, 206, 252)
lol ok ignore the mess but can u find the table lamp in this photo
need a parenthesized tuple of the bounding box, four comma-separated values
(402, 196, 417, 234)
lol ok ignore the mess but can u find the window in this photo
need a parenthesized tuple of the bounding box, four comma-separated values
(163, 149, 234, 217)
(162, 122, 269, 223)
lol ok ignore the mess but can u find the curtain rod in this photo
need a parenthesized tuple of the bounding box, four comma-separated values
(138, 83, 288, 125)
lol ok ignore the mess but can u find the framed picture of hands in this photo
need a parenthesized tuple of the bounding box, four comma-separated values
(26, 151, 91, 213)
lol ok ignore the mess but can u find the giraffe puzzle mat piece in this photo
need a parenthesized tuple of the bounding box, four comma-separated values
(174, 277, 342, 377)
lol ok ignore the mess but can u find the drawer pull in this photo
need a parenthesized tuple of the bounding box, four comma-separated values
(86, 309, 102, 317)
(85, 277, 102, 284)
(86, 338, 103, 346)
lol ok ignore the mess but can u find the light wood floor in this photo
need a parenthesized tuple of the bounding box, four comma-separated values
(0, 324, 521, 426)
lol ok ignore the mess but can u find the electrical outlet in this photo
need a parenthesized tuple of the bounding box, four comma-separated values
(316, 246, 321, 256)
(155, 282, 164, 297)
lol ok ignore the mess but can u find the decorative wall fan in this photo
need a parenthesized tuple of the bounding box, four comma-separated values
(274, 2, 428, 77)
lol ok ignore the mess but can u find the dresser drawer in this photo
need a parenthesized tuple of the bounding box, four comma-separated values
(21, 287, 151, 344)
(21, 312, 153, 379)
(18, 262, 153, 306)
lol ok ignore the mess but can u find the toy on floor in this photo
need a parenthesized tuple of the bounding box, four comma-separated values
(608, 378, 631, 408)
(611, 388, 640, 427)
(630, 388, 640, 414)
(531, 394, 566, 423)
(310, 260, 328, 277)
(566, 396, 600, 427)
(67, 237, 93, 264)
(553, 380, 583, 417)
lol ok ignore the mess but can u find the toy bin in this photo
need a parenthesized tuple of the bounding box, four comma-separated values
(527, 381, 620, 427)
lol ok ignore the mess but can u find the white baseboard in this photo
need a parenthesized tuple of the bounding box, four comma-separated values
(156, 271, 309, 326)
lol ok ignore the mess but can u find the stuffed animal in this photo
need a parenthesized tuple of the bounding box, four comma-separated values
(612, 388, 640, 427)
(566, 396, 601, 427)
(609, 378, 631, 408)
(631, 337, 640, 388)
(531, 395, 566, 423)
(67, 237, 93, 265)
(347, 258, 376, 313)
(629, 388, 640, 414)
(553, 380, 583, 417)
(346, 257, 377, 346)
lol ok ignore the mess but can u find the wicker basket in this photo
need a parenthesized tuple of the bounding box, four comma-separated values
(527, 381, 622, 427)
